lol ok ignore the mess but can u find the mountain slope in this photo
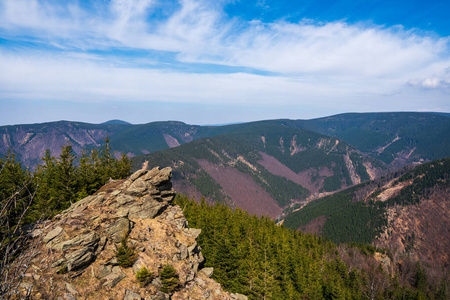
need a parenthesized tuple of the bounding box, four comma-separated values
(283, 157, 450, 269)
(296, 112, 450, 167)
(132, 123, 387, 217)
(0, 121, 129, 169)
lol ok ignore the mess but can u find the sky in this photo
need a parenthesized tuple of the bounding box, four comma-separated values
(0, 0, 449, 126)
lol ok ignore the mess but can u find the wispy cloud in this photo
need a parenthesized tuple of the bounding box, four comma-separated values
(0, 0, 449, 119)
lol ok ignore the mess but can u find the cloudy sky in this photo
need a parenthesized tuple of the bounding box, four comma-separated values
(1, 0, 449, 125)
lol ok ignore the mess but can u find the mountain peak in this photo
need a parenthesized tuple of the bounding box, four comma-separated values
(102, 119, 132, 125)
(15, 168, 243, 299)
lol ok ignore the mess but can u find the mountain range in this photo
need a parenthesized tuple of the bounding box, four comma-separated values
(1, 112, 449, 217)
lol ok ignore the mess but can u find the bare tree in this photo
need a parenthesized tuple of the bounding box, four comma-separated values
(0, 168, 41, 299)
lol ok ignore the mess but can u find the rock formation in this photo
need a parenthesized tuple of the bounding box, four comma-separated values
(15, 167, 246, 299)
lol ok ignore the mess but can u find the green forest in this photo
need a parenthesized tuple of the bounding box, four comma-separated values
(175, 195, 446, 299)
(0, 138, 131, 241)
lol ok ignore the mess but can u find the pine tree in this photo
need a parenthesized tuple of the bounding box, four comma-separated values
(54, 143, 77, 211)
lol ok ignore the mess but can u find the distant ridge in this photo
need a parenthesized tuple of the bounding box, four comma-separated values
(426, 112, 450, 118)
(101, 119, 132, 125)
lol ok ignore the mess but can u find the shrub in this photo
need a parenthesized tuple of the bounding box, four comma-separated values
(136, 267, 153, 287)
(115, 235, 137, 268)
(160, 265, 179, 294)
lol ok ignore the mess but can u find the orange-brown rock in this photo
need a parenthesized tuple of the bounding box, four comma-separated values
(16, 167, 237, 300)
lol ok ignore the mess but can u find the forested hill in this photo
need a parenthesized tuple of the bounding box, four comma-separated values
(132, 122, 386, 217)
(296, 112, 450, 167)
(2, 112, 449, 171)
(283, 157, 450, 275)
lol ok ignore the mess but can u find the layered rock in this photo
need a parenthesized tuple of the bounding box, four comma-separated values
(18, 167, 242, 299)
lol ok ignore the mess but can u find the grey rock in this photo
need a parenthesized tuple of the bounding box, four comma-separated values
(43, 226, 63, 243)
(124, 289, 141, 300)
(97, 264, 112, 279)
(151, 291, 170, 300)
(58, 232, 100, 252)
(128, 169, 147, 182)
(151, 277, 163, 289)
(192, 261, 199, 274)
(51, 258, 66, 268)
(88, 195, 105, 206)
(146, 167, 172, 186)
(31, 228, 43, 238)
(200, 267, 214, 278)
(65, 247, 95, 271)
(62, 293, 77, 300)
(95, 236, 108, 255)
(116, 207, 129, 218)
(132, 257, 147, 274)
(65, 282, 78, 295)
(107, 218, 131, 243)
(188, 242, 200, 256)
(115, 193, 135, 206)
(186, 270, 195, 283)
(230, 293, 248, 300)
(19, 282, 33, 290)
(188, 228, 201, 238)
(107, 257, 119, 266)
(179, 244, 188, 260)
(126, 178, 148, 196)
(141, 167, 161, 181)
(103, 266, 126, 287)
(198, 252, 205, 265)
(127, 198, 168, 219)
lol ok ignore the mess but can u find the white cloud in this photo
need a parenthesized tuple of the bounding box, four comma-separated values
(0, 0, 449, 114)
(409, 67, 450, 90)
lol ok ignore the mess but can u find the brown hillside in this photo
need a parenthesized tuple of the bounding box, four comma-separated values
(197, 159, 282, 218)
(374, 187, 450, 271)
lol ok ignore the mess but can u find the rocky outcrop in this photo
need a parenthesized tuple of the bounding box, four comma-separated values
(17, 167, 234, 299)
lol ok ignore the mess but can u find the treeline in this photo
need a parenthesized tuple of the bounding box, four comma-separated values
(175, 195, 446, 299)
(0, 138, 131, 229)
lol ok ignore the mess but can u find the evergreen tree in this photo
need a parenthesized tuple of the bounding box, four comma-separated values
(54, 143, 77, 211)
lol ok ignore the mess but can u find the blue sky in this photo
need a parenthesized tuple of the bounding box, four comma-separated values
(0, 0, 449, 125)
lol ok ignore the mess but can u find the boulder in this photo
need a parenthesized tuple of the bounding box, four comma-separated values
(56, 232, 100, 252)
(107, 218, 132, 243)
(200, 267, 214, 278)
(65, 247, 95, 271)
(103, 266, 126, 287)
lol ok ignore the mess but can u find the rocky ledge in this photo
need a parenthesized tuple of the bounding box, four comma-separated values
(17, 167, 246, 300)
